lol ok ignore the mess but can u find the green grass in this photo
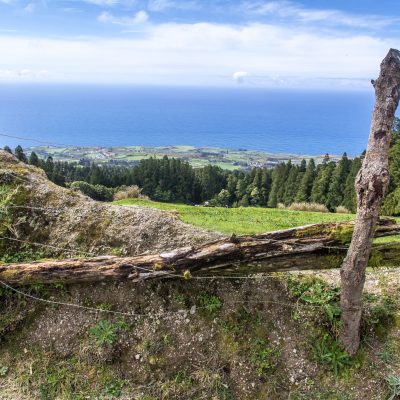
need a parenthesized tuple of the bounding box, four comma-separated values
(114, 198, 355, 234)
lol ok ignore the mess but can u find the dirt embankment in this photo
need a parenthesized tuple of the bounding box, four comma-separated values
(0, 150, 222, 257)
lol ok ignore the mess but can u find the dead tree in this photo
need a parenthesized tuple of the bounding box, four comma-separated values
(340, 48, 400, 355)
(0, 220, 399, 285)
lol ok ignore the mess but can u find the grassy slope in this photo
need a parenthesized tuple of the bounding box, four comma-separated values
(114, 198, 355, 235)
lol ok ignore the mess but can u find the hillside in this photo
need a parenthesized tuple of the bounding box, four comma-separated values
(0, 150, 399, 400)
(0, 150, 221, 259)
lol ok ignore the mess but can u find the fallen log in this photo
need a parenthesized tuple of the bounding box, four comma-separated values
(0, 219, 399, 285)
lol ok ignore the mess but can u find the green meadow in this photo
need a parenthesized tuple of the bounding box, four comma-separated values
(114, 198, 356, 235)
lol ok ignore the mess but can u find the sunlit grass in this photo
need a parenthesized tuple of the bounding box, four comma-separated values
(114, 198, 355, 235)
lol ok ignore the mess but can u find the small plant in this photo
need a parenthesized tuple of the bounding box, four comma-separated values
(386, 375, 400, 400)
(364, 297, 397, 328)
(287, 276, 342, 335)
(198, 293, 222, 313)
(313, 334, 351, 376)
(379, 341, 395, 364)
(89, 319, 126, 346)
(249, 339, 280, 376)
(103, 380, 123, 398)
(172, 369, 193, 389)
(0, 365, 8, 377)
(0, 244, 48, 263)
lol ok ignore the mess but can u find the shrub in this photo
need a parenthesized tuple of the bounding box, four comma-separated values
(277, 203, 286, 209)
(336, 206, 350, 214)
(70, 181, 115, 202)
(113, 185, 142, 201)
(287, 202, 329, 213)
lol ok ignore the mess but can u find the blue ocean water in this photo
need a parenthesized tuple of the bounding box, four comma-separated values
(0, 84, 376, 156)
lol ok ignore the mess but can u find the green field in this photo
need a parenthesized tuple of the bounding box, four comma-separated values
(29, 145, 341, 170)
(114, 198, 355, 234)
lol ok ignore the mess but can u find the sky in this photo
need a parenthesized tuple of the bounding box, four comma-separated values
(0, 0, 399, 89)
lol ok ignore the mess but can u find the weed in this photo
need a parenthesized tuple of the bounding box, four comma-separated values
(0, 244, 48, 263)
(249, 338, 280, 376)
(198, 293, 222, 313)
(364, 297, 397, 328)
(89, 319, 127, 346)
(220, 306, 262, 337)
(98, 303, 113, 311)
(287, 276, 341, 335)
(379, 341, 396, 364)
(313, 334, 351, 376)
(0, 365, 8, 377)
(103, 379, 123, 398)
(386, 375, 400, 400)
(172, 369, 193, 389)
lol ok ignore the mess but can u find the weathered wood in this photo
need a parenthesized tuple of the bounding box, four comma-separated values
(0, 220, 398, 285)
(340, 49, 400, 355)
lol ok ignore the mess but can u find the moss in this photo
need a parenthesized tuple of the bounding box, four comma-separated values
(295, 224, 330, 238)
(0, 268, 21, 280)
(294, 223, 354, 245)
(328, 224, 354, 244)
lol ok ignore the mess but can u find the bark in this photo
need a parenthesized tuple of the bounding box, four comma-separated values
(0, 219, 398, 285)
(340, 49, 400, 355)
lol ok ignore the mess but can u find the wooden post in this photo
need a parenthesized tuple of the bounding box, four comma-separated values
(340, 49, 400, 355)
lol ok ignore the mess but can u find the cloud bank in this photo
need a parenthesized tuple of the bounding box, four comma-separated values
(0, 20, 395, 88)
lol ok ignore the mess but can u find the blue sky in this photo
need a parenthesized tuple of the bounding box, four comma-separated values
(0, 0, 399, 88)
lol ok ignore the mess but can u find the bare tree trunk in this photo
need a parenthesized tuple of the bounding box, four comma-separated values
(0, 220, 398, 285)
(340, 49, 400, 355)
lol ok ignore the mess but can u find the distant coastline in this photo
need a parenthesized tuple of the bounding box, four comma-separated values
(28, 145, 343, 170)
(0, 85, 373, 156)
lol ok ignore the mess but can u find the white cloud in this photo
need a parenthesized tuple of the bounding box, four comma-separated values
(98, 10, 149, 25)
(0, 22, 395, 88)
(233, 71, 248, 83)
(23, 3, 35, 13)
(86, 0, 119, 5)
(0, 68, 49, 79)
(83, 0, 136, 6)
(242, 1, 399, 29)
(148, 0, 197, 12)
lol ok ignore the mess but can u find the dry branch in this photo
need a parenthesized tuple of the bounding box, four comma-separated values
(0, 219, 398, 285)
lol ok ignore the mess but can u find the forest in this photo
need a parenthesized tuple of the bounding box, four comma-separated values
(3, 117, 400, 215)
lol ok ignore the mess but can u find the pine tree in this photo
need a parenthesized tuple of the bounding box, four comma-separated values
(268, 163, 287, 207)
(29, 151, 40, 166)
(310, 161, 335, 205)
(343, 157, 362, 212)
(295, 159, 316, 202)
(283, 165, 300, 205)
(326, 153, 351, 210)
(3, 145, 12, 154)
(260, 169, 272, 206)
(275, 161, 292, 205)
(14, 145, 28, 163)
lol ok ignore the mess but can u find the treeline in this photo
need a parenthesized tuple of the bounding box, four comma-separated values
(4, 118, 400, 215)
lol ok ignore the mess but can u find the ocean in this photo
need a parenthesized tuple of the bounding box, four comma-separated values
(0, 84, 377, 156)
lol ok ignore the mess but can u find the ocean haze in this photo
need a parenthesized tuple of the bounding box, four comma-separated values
(0, 84, 375, 156)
